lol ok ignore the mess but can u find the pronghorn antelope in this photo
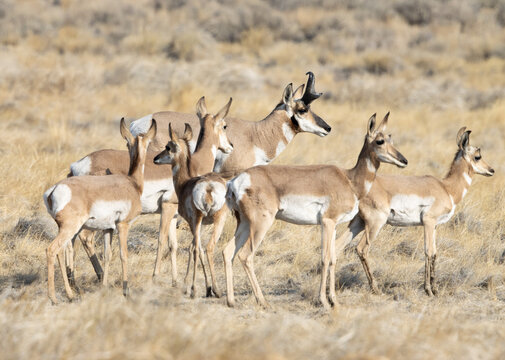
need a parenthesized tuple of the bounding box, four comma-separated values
(333, 127, 494, 296)
(153, 102, 234, 298)
(68, 72, 330, 286)
(224, 113, 408, 309)
(43, 119, 156, 304)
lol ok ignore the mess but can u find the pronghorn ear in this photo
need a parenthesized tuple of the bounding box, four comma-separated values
(168, 123, 178, 142)
(293, 84, 305, 100)
(120, 117, 134, 145)
(282, 83, 294, 106)
(377, 112, 389, 133)
(456, 126, 467, 146)
(146, 119, 157, 141)
(215, 97, 232, 120)
(459, 129, 472, 150)
(183, 123, 193, 141)
(196, 96, 207, 120)
(367, 113, 377, 137)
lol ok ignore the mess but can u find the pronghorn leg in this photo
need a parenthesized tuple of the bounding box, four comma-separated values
(423, 219, 437, 296)
(57, 247, 75, 301)
(190, 213, 204, 298)
(102, 230, 113, 286)
(198, 241, 211, 296)
(223, 215, 248, 307)
(319, 218, 336, 310)
(327, 226, 337, 306)
(183, 242, 194, 295)
(206, 209, 227, 298)
(64, 236, 76, 289)
(117, 223, 130, 297)
(237, 212, 275, 309)
(334, 215, 365, 256)
(356, 219, 385, 295)
(167, 212, 178, 287)
(47, 223, 81, 304)
(430, 254, 437, 295)
(153, 202, 178, 284)
(79, 229, 103, 282)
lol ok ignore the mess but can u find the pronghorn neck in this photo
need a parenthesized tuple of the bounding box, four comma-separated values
(347, 140, 380, 199)
(171, 149, 193, 197)
(443, 150, 473, 204)
(190, 125, 219, 177)
(251, 106, 297, 162)
(128, 141, 147, 194)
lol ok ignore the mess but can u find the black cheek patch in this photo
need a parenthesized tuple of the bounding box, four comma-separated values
(290, 115, 299, 130)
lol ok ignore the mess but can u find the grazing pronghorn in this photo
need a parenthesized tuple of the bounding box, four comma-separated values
(68, 72, 330, 287)
(333, 127, 494, 296)
(43, 118, 156, 303)
(224, 113, 408, 309)
(153, 110, 233, 297)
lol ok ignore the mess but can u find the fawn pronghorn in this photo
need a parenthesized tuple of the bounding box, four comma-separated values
(43, 118, 156, 304)
(224, 113, 408, 309)
(153, 101, 233, 297)
(333, 127, 494, 296)
(68, 72, 330, 287)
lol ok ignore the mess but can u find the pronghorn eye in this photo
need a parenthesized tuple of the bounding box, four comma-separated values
(376, 139, 385, 145)
(223, 125, 227, 130)
(298, 108, 308, 114)
(475, 155, 481, 161)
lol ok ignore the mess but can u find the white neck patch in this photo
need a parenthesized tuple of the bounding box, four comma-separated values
(282, 122, 295, 143)
(366, 158, 376, 173)
(463, 172, 472, 186)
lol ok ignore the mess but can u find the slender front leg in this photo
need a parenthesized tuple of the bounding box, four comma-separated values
(117, 223, 130, 297)
(206, 208, 227, 298)
(190, 213, 204, 298)
(356, 219, 384, 295)
(223, 215, 248, 307)
(319, 218, 336, 310)
(423, 219, 437, 297)
(79, 229, 103, 282)
(153, 202, 178, 282)
(102, 230, 113, 286)
(64, 237, 76, 289)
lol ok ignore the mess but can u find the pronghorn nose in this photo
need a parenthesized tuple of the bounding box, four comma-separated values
(324, 124, 331, 133)
(490, 168, 495, 175)
(230, 142, 234, 148)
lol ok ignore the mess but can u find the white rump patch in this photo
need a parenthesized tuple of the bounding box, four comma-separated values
(193, 181, 226, 217)
(387, 194, 435, 226)
(130, 114, 153, 137)
(437, 195, 455, 225)
(141, 179, 174, 213)
(253, 146, 270, 166)
(44, 184, 72, 217)
(276, 194, 330, 225)
(226, 172, 251, 209)
(463, 172, 472, 186)
(84, 200, 132, 230)
(70, 156, 91, 176)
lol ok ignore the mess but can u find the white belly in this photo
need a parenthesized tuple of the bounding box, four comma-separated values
(84, 200, 132, 230)
(276, 195, 329, 225)
(141, 179, 174, 213)
(387, 194, 435, 227)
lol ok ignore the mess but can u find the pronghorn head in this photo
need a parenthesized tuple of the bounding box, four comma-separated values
(196, 96, 234, 154)
(120, 117, 157, 164)
(153, 123, 193, 165)
(366, 112, 408, 168)
(457, 127, 494, 177)
(282, 72, 331, 137)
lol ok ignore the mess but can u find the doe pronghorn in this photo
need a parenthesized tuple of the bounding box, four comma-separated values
(43, 118, 156, 303)
(153, 109, 233, 297)
(224, 113, 408, 309)
(68, 72, 330, 287)
(333, 127, 494, 296)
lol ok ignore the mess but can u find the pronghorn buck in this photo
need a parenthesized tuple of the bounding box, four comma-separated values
(153, 105, 233, 298)
(68, 72, 330, 286)
(43, 119, 156, 304)
(224, 113, 408, 309)
(333, 127, 495, 297)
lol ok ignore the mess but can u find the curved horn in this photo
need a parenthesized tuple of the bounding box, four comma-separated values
(301, 71, 323, 105)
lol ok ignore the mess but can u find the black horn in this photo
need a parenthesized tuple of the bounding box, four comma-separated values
(301, 71, 322, 105)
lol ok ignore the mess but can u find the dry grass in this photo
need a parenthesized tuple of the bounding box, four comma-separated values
(2, 0, 505, 359)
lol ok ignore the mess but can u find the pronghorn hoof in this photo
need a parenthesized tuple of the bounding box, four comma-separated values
(212, 288, 222, 298)
(171, 280, 178, 288)
(190, 287, 196, 299)
(371, 286, 381, 295)
(226, 299, 235, 308)
(206, 287, 213, 298)
(424, 288, 434, 297)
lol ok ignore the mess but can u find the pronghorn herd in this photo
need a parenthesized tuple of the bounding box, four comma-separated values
(43, 72, 494, 309)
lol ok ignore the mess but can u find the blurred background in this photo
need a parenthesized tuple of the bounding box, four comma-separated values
(2, 1, 505, 358)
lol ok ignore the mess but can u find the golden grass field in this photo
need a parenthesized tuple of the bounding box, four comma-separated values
(2, 0, 505, 358)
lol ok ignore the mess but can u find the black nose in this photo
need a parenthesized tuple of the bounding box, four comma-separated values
(230, 142, 234, 148)
(324, 125, 331, 133)
(490, 168, 495, 174)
